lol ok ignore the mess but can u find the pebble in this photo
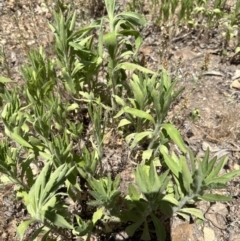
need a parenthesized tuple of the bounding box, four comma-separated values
(203, 227, 215, 241)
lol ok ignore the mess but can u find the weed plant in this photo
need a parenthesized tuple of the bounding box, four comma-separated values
(0, 0, 240, 240)
(129, 0, 240, 52)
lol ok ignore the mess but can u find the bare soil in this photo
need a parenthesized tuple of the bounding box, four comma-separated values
(0, 0, 240, 240)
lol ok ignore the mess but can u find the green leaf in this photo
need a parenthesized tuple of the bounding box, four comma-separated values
(178, 208, 204, 220)
(69, 11, 76, 31)
(124, 107, 155, 123)
(201, 148, 210, 174)
(218, 169, 240, 180)
(17, 219, 35, 241)
(129, 76, 144, 108)
(177, 211, 190, 221)
(0, 76, 12, 83)
(31, 226, 47, 240)
(40, 229, 51, 241)
(149, 161, 159, 192)
(44, 211, 74, 229)
(30, 162, 52, 215)
(213, 8, 222, 14)
(173, 176, 183, 199)
(115, 62, 155, 74)
(128, 184, 140, 200)
(205, 177, 229, 185)
(162, 194, 179, 206)
(103, 32, 117, 58)
(180, 156, 193, 194)
(205, 156, 227, 182)
(105, 0, 116, 18)
(200, 194, 232, 202)
(113, 174, 121, 189)
(142, 149, 153, 163)
(141, 221, 150, 240)
(118, 119, 131, 128)
(193, 167, 204, 193)
(113, 95, 126, 106)
(205, 156, 218, 177)
(126, 221, 143, 237)
(40, 164, 69, 205)
(92, 207, 104, 225)
(160, 145, 181, 177)
(3, 121, 33, 149)
(42, 196, 57, 212)
(130, 131, 152, 149)
(188, 149, 196, 173)
(150, 213, 166, 241)
(118, 12, 146, 26)
(135, 165, 149, 193)
(158, 170, 171, 193)
(162, 124, 187, 153)
(159, 201, 174, 216)
(67, 103, 79, 112)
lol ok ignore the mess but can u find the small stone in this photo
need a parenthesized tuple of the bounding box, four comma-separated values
(230, 79, 240, 89)
(113, 231, 129, 240)
(233, 163, 240, 170)
(171, 223, 204, 241)
(203, 227, 215, 241)
(205, 203, 227, 230)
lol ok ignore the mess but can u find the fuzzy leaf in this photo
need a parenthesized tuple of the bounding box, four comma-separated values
(17, 219, 35, 241)
(115, 62, 155, 74)
(205, 156, 218, 177)
(0, 77, 12, 83)
(130, 131, 152, 149)
(178, 208, 204, 220)
(200, 194, 232, 202)
(150, 213, 166, 241)
(92, 207, 104, 225)
(3, 122, 33, 149)
(193, 168, 204, 193)
(126, 221, 143, 237)
(180, 156, 193, 194)
(217, 169, 240, 180)
(160, 145, 181, 177)
(113, 95, 126, 106)
(142, 149, 153, 163)
(118, 119, 131, 128)
(135, 165, 149, 194)
(67, 103, 79, 112)
(128, 184, 140, 200)
(103, 32, 117, 58)
(44, 211, 73, 229)
(105, 0, 116, 17)
(123, 107, 155, 123)
(201, 148, 210, 174)
(40, 164, 69, 205)
(119, 12, 146, 26)
(162, 194, 179, 206)
(141, 221, 150, 240)
(162, 124, 187, 153)
(205, 156, 227, 182)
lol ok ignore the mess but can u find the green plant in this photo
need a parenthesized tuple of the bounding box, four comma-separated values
(21, 47, 56, 105)
(17, 163, 74, 240)
(96, 0, 153, 109)
(121, 145, 240, 240)
(114, 69, 185, 161)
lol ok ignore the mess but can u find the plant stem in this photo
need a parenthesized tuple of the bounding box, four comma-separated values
(172, 193, 199, 214)
(147, 124, 161, 150)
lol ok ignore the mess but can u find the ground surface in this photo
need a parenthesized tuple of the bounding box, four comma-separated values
(0, 0, 240, 240)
